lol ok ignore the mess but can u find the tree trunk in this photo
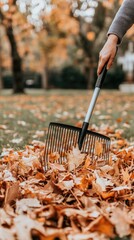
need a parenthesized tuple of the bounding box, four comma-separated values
(84, 65, 94, 90)
(41, 67, 49, 89)
(0, 4, 24, 93)
(88, 67, 95, 89)
(78, 24, 94, 89)
(0, 13, 3, 90)
(0, 46, 3, 89)
(0, 67, 3, 90)
(0, 75, 3, 90)
(6, 24, 24, 94)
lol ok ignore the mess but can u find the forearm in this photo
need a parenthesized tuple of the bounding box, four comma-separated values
(108, 0, 134, 43)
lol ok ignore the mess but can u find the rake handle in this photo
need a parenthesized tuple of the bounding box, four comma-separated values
(78, 65, 107, 150)
(95, 64, 107, 88)
(85, 64, 107, 123)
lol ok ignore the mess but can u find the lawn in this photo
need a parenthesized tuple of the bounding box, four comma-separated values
(0, 89, 134, 152)
(0, 89, 133, 240)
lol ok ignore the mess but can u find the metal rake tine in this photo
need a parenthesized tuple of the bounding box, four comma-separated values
(44, 122, 110, 170)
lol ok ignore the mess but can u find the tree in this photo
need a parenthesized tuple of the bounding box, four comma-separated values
(67, 0, 106, 88)
(38, 0, 79, 89)
(0, 0, 24, 93)
(0, 22, 3, 90)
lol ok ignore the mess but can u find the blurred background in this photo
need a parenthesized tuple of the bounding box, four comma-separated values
(0, 0, 134, 93)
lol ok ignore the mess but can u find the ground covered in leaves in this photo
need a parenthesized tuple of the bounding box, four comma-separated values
(0, 90, 134, 240)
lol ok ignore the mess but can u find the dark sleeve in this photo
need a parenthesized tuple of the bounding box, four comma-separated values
(107, 0, 134, 43)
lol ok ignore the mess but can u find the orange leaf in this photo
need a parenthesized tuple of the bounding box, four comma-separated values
(40, 232, 67, 240)
(48, 152, 60, 163)
(101, 191, 115, 199)
(90, 216, 115, 238)
(95, 141, 103, 156)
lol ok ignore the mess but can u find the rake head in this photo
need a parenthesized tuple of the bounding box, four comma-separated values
(44, 122, 110, 170)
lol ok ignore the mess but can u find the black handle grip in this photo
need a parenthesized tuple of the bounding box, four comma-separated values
(95, 64, 107, 88)
(95, 46, 118, 88)
(78, 122, 89, 150)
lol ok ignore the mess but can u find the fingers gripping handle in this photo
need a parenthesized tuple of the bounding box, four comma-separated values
(96, 46, 118, 88)
(95, 64, 107, 88)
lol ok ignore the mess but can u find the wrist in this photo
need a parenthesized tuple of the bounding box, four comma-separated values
(107, 34, 119, 44)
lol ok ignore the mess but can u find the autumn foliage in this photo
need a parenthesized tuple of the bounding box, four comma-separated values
(1, 0, 134, 91)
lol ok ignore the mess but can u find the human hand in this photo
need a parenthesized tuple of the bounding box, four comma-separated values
(97, 34, 119, 75)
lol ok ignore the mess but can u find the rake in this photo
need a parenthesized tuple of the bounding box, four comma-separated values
(44, 65, 110, 170)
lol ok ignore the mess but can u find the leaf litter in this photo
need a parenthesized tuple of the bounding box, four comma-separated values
(0, 91, 134, 239)
(0, 127, 133, 240)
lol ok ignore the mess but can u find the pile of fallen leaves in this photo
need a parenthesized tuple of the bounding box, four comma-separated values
(0, 125, 134, 240)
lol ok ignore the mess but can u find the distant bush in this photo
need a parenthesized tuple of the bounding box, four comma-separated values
(49, 66, 87, 89)
(23, 72, 42, 88)
(3, 75, 13, 88)
(48, 70, 61, 88)
(3, 72, 42, 89)
(3, 66, 125, 90)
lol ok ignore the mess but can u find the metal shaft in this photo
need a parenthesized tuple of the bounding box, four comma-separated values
(84, 87, 100, 123)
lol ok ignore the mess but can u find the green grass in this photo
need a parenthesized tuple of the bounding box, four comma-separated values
(0, 89, 134, 153)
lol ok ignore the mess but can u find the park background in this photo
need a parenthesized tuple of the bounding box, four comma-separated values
(0, 0, 134, 92)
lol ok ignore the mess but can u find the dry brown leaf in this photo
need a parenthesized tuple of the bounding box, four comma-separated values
(48, 162, 66, 171)
(18, 155, 41, 176)
(110, 208, 132, 237)
(111, 185, 131, 192)
(0, 125, 8, 130)
(95, 141, 103, 156)
(83, 155, 91, 169)
(16, 198, 41, 214)
(40, 232, 67, 240)
(61, 208, 88, 218)
(0, 226, 15, 240)
(90, 216, 115, 238)
(62, 180, 74, 190)
(14, 215, 45, 240)
(101, 191, 115, 200)
(67, 146, 86, 171)
(3, 169, 16, 181)
(48, 152, 60, 162)
(100, 165, 113, 173)
(121, 167, 131, 184)
(56, 179, 74, 191)
(68, 232, 109, 240)
(117, 139, 127, 147)
(0, 208, 12, 226)
(4, 181, 19, 207)
(34, 172, 46, 180)
(94, 170, 113, 192)
(74, 175, 92, 191)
